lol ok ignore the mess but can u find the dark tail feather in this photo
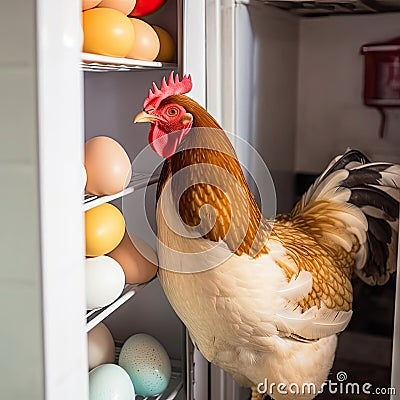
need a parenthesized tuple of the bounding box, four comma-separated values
(299, 149, 399, 285)
(334, 151, 399, 285)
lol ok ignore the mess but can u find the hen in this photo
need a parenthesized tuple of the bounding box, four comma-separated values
(134, 72, 400, 400)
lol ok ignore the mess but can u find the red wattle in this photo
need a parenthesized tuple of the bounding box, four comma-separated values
(148, 124, 192, 159)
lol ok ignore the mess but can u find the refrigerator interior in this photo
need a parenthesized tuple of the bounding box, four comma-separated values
(234, 1, 400, 398)
(84, 1, 188, 399)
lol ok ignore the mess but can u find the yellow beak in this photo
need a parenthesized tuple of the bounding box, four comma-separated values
(133, 111, 161, 124)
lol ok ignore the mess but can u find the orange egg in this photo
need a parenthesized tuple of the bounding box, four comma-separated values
(98, 0, 136, 15)
(152, 25, 175, 62)
(82, 0, 102, 10)
(85, 203, 125, 257)
(107, 231, 158, 284)
(85, 136, 132, 196)
(126, 18, 160, 61)
(82, 8, 135, 57)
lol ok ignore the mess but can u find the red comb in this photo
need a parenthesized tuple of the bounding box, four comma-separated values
(143, 71, 192, 110)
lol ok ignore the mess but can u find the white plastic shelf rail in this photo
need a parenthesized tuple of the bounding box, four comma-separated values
(83, 172, 159, 211)
(81, 52, 177, 72)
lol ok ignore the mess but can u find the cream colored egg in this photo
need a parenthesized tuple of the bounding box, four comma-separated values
(88, 323, 115, 370)
(82, 0, 102, 10)
(126, 18, 160, 61)
(80, 163, 87, 193)
(98, 0, 136, 15)
(85, 256, 125, 310)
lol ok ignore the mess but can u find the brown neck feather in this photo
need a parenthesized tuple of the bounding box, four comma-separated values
(156, 95, 270, 257)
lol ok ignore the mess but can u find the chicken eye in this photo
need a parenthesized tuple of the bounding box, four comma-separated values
(167, 107, 178, 117)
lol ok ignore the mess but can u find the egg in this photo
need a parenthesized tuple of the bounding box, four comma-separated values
(107, 231, 158, 284)
(82, 0, 102, 10)
(153, 25, 175, 62)
(118, 333, 171, 397)
(80, 163, 88, 193)
(82, 8, 135, 58)
(85, 136, 132, 196)
(129, 0, 167, 17)
(88, 323, 115, 370)
(89, 364, 135, 400)
(98, 0, 136, 15)
(85, 203, 125, 256)
(85, 256, 125, 310)
(126, 18, 160, 61)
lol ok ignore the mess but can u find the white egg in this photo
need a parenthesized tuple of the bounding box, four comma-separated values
(85, 256, 125, 310)
(118, 333, 171, 397)
(80, 163, 88, 193)
(89, 364, 135, 400)
(88, 323, 115, 370)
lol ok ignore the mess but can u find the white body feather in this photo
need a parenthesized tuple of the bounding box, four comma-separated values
(157, 195, 350, 399)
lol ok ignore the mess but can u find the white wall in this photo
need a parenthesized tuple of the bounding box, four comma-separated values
(296, 12, 400, 173)
(235, 3, 299, 212)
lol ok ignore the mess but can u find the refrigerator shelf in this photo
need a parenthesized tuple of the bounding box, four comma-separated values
(86, 283, 147, 332)
(83, 173, 159, 211)
(81, 52, 177, 72)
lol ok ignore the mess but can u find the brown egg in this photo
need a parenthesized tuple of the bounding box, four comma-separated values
(126, 18, 160, 61)
(82, 0, 102, 10)
(97, 0, 136, 15)
(153, 25, 175, 62)
(107, 231, 158, 284)
(85, 136, 132, 196)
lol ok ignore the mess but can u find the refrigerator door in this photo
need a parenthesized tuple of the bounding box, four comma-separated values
(3, 1, 88, 399)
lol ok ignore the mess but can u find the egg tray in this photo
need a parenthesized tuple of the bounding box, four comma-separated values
(86, 283, 147, 332)
(114, 343, 184, 400)
(81, 52, 177, 73)
(83, 172, 159, 211)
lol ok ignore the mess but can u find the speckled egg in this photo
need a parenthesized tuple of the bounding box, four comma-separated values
(89, 363, 135, 400)
(118, 333, 171, 396)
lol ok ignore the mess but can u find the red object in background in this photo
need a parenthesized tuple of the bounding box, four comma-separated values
(361, 37, 400, 138)
(129, 0, 167, 17)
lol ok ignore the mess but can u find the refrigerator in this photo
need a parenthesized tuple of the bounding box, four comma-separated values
(1, 1, 400, 400)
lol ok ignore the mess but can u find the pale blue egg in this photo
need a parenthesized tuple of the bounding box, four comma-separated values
(118, 333, 171, 397)
(89, 363, 135, 400)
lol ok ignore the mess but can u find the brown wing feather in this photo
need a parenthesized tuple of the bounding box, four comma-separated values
(273, 208, 357, 312)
